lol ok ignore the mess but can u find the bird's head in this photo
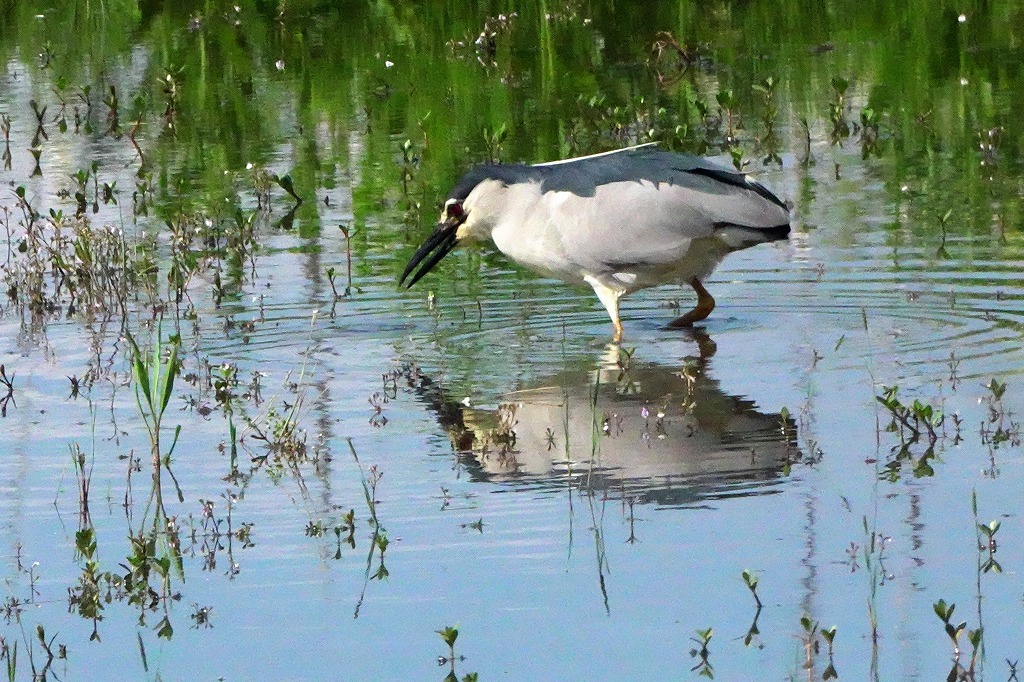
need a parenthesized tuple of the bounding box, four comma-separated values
(399, 169, 509, 288)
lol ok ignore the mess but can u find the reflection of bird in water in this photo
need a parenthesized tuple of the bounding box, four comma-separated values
(405, 331, 799, 507)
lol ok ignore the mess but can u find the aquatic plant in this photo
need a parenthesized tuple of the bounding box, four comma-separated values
(741, 569, 762, 609)
(689, 627, 713, 678)
(821, 626, 838, 680)
(933, 599, 982, 679)
(973, 491, 1003, 575)
(828, 76, 851, 141)
(875, 385, 944, 480)
(437, 625, 478, 681)
(0, 365, 13, 417)
(753, 77, 782, 166)
(126, 327, 182, 502)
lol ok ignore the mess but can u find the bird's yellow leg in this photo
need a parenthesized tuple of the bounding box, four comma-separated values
(584, 276, 624, 343)
(668, 277, 715, 328)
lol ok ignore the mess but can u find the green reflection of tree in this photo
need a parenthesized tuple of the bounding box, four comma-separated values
(0, 0, 1018, 373)
(1, 1, 1017, 243)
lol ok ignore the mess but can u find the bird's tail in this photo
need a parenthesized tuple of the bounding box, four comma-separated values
(714, 222, 791, 249)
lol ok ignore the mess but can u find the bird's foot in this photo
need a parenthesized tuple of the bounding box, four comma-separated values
(666, 312, 700, 328)
(667, 277, 715, 328)
(666, 302, 713, 328)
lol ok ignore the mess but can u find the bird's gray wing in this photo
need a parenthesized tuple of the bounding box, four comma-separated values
(534, 178, 716, 271)
(534, 147, 789, 229)
(529, 149, 789, 271)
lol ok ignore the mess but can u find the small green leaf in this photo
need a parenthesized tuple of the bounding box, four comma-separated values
(967, 628, 983, 648)
(438, 626, 459, 647)
(159, 340, 178, 413)
(155, 616, 173, 640)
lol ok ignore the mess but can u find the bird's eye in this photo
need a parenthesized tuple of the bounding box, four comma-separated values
(447, 202, 464, 220)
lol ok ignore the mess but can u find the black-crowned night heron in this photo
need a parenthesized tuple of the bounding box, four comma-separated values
(400, 143, 790, 341)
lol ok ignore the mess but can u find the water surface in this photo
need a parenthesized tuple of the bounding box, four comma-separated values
(1, 2, 1023, 680)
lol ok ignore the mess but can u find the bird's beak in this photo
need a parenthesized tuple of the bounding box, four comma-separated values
(399, 217, 462, 288)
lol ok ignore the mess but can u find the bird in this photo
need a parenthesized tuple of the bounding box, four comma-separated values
(399, 143, 790, 342)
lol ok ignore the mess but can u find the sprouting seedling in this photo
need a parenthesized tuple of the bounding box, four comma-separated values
(987, 378, 1007, 401)
(741, 569, 762, 646)
(0, 364, 15, 417)
(978, 518, 1002, 574)
(978, 520, 1001, 543)
(76, 84, 93, 134)
(331, 223, 356, 301)
(937, 208, 953, 259)
(30, 148, 42, 177)
(859, 107, 880, 158)
(875, 385, 943, 447)
(966, 628, 983, 675)
(436, 625, 478, 681)
(350, 440, 390, 616)
(979, 378, 1019, 449)
(69, 441, 92, 525)
(482, 122, 507, 163)
(327, 267, 341, 300)
(101, 181, 117, 205)
(272, 173, 302, 204)
(752, 77, 782, 166)
(125, 326, 183, 504)
(4, 639, 15, 679)
(716, 88, 738, 143)
(797, 116, 814, 166)
(1, 113, 11, 170)
(799, 616, 819, 671)
(933, 599, 966, 654)
(103, 85, 120, 136)
(689, 628, 713, 677)
(728, 144, 748, 172)
(828, 76, 850, 140)
(742, 569, 762, 609)
(934, 599, 983, 678)
(821, 626, 838, 680)
(340, 224, 353, 293)
(779, 405, 792, 448)
(692, 627, 713, 648)
(400, 138, 418, 194)
(437, 624, 458, 653)
(29, 99, 48, 146)
(161, 68, 181, 124)
(974, 490, 1003, 573)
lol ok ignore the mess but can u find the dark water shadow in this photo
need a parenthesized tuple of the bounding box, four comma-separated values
(408, 330, 801, 508)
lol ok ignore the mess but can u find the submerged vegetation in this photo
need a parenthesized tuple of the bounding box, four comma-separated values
(0, 0, 1022, 679)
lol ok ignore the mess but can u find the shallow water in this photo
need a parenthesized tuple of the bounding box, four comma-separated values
(1, 2, 1024, 680)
